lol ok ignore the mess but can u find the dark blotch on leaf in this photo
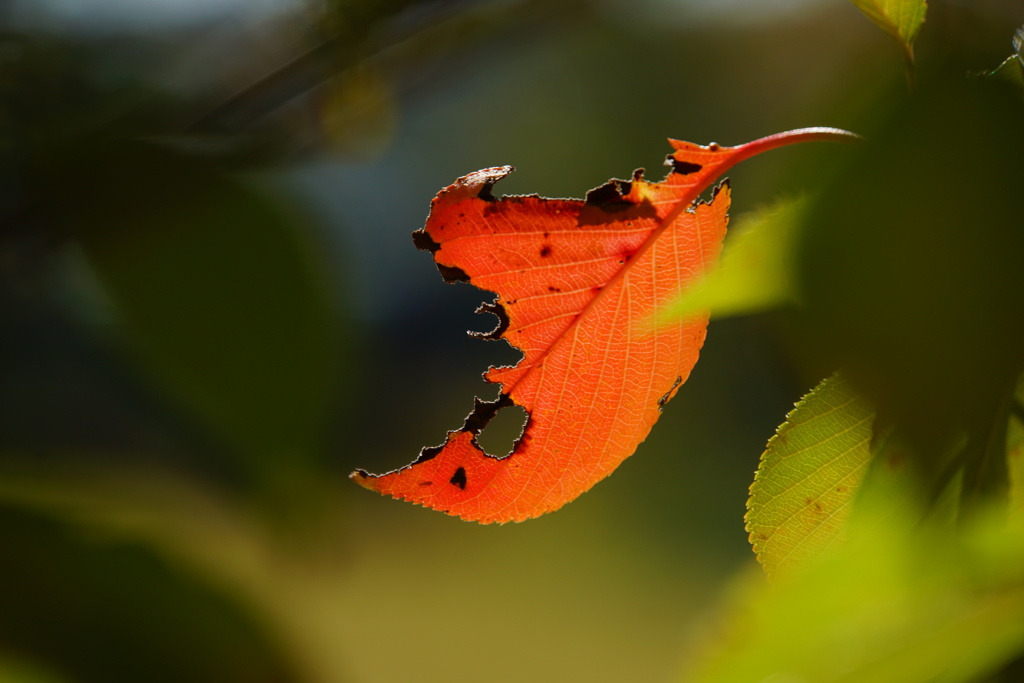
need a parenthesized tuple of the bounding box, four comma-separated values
(670, 159, 703, 175)
(436, 263, 471, 284)
(463, 393, 514, 435)
(540, 245, 552, 258)
(585, 180, 633, 209)
(657, 376, 683, 412)
(413, 229, 471, 282)
(450, 467, 468, 490)
(477, 181, 499, 202)
(412, 229, 441, 253)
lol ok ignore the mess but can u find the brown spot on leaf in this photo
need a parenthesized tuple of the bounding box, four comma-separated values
(585, 179, 633, 209)
(412, 229, 441, 253)
(462, 393, 514, 435)
(670, 159, 703, 175)
(539, 244, 552, 258)
(657, 376, 684, 412)
(450, 467, 468, 490)
(436, 263, 471, 284)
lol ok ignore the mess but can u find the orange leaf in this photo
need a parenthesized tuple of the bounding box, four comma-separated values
(353, 128, 858, 523)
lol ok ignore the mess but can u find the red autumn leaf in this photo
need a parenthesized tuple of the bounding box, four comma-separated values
(352, 128, 857, 523)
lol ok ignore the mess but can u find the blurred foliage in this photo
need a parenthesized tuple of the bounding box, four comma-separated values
(654, 2, 1024, 680)
(0, 501, 300, 683)
(2, 0, 1024, 682)
(794, 68, 1024, 507)
(662, 197, 807, 321)
(686, 502, 1024, 683)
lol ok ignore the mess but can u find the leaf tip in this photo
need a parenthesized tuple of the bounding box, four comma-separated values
(349, 469, 379, 491)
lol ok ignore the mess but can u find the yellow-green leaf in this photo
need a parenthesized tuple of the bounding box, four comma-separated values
(685, 509, 1024, 683)
(746, 373, 874, 579)
(660, 198, 805, 321)
(849, 0, 927, 64)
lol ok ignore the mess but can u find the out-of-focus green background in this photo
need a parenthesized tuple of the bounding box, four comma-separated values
(0, 1, 1021, 682)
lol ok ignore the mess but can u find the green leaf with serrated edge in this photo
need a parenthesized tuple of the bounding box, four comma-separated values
(660, 198, 805, 321)
(684, 507, 1024, 683)
(988, 28, 1024, 90)
(746, 373, 874, 579)
(849, 0, 927, 64)
(990, 55, 1024, 88)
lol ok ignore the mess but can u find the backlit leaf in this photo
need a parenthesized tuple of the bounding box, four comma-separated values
(746, 373, 874, 578)
(353, 128, 858, 523)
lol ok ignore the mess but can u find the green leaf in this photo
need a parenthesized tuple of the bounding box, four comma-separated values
(0, 464, 353, 683)
(685, 509, 1024, 683)
(849, 0, 927, 64)
(67, 142, 341, 485)
(988, 27, 1024, 90)
(0, 499, 302, 683)
(660, 197, 805, 322)
(746, 373, 874, 579)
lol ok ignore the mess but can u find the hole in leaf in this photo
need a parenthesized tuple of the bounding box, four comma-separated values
(476, 404, 529, 458)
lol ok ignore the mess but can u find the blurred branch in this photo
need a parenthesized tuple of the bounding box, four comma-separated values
(187, 0, 586, 135)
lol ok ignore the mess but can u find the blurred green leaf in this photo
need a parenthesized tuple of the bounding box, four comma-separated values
(686, 506, 1024, 683)
(746, 373, 874, 579)
(849, 0, 927, 65)
(62, 142, 341, 486)
(0, 499, 302, 683)
(0, 466, 353, 683)
(660, 198, 806, 322)
(0, 655, 70, 683)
